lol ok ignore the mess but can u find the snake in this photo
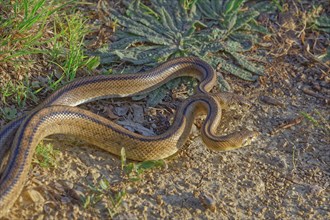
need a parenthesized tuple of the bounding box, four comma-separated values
(0, 57, 258, 216)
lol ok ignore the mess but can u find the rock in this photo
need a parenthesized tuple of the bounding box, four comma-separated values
(25, 189, 45, 204)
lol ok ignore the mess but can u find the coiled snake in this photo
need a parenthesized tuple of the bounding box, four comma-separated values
(0, 57, 257, 216)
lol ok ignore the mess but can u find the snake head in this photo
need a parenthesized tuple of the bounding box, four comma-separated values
(240, 129, 259, 147)
(203, 128, 259, 151)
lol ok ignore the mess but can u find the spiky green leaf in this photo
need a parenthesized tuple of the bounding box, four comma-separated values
(197, 1, 219, 19)
(215, 57, 255, 81)
(230, 51, 264, 75)
(248, 20, 269, 34)
(224, 0, 245, 15)
(233, 10, 259, 32)
(147, 85, 167, 107)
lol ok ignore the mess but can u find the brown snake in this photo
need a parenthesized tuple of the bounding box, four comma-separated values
(0, 57, 257, 216)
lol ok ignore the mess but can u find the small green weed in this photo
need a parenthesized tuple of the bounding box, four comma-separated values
(81, 177, 126, 218)
(33, 142, 60, 168)
(80, 148, 164, 217)
(301, 110, 330, 135)
(106, 190, 126, 218)
(50, 12, 100, 83)
(307, 5, 330, 64)
(120, 147, 165, 182)
(271, 0, 285, 12)
(311, 14, 330, 33)
(0, 106, 18, 121)
(0, 74, 39, 109)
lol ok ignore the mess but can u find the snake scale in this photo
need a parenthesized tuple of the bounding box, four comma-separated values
(0, 57, 257, 216)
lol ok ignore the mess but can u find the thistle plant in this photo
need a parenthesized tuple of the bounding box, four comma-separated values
(196, 0, 273, 48)
(97, 0, 267, 101)
(100, 0, 204, 65)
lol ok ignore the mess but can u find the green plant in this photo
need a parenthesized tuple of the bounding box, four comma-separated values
(50, 12, 100, 82)
(0, 0, 99, 120)
(80, 148, 164, 217)
(196, 0, 272, 48)
(0, 79, 40, 110)
(0, 0, 61, 109)
(313, 14, 330, 33)
(97, 0, 265, 96)
(33, 142, 60, 168)
(81, 177, 126, 218)
(180, 0, 198, 10)
(307, 7, 330, 34)
(301, 5, 330, 63)
(120, 148, 165, 181)
(271, 0, 285, 12)
(301, 110, 330, 135)
(0, 0, 76, 78)
(0, 0, 57, 63)
(0, 106, 18, 121)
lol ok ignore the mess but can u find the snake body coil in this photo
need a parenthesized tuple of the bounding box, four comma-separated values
(0, 57, 257, 216)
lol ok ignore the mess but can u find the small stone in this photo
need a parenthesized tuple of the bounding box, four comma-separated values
(193, 190, 200, 197)
(54, 182, 64, 192)
(43, 202, 56, 215)
(68, 186, 85, 201)
(156, 195, 163, 206)
(35, 214, 44, 220)
(61, 180, 74, 189)
(25, 189, 45, 204)
(61, 196, 71, 204)
(167, 204, 173, 213)
(199, 192, 216, 212)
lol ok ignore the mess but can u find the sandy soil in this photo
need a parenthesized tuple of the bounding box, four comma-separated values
(3, 54, 329, 219)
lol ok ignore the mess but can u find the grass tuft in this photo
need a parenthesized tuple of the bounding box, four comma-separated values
(81, 177, 126, 218)
(49, 12, 100, 83)
(301, 110, 330, 135)
(33, 142, 60, 168)
(120, 147, 165, 181)
(0, 0, 99, 119)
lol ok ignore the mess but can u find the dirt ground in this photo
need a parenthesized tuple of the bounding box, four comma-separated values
(1, 1, 330, 219)
(4, 57, 329, 220)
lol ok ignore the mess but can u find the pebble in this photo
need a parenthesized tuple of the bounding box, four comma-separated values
(260, 95, 284, 107)
(43, 201, 56, 215)
(61, 180, 74, 189)
(25, 189, 45, 204)
(54, 182, 65, 192)
(69, 187, 85, 201)
(199, 192, 216, 212)
(156, 195, 163, 206)
(35, 214, 44, 220)
(167, 204, 173, 213)
(61, 196, 71, 204)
